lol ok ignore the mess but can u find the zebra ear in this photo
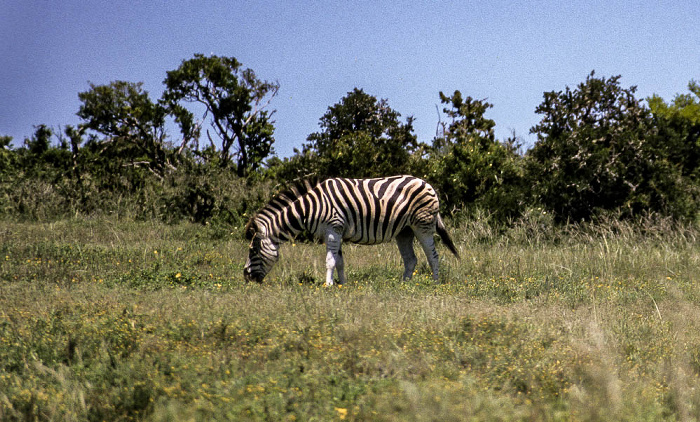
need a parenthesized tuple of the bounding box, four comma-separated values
(245, 220, 257, 240)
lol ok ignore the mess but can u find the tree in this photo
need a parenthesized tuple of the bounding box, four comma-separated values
(24, 124, 52, 157)
(17, 125, 72, 178)
(163, 54, 279, 177)
(292, 88, 419, 179)
(0, 136, 14, 177)
(77, 81, 171, 176)
(648, 80, 700, 180)
(425, 91, 523, 219)
(527, 72, 696, 221)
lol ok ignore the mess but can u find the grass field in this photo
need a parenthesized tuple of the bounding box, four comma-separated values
(2, 217, 700, 421)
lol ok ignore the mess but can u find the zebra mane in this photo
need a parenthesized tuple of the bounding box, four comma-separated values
(266, 176, 320, 211)
(246, 177, 321, 237)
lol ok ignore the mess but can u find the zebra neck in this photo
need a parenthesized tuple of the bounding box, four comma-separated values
(262, 208, 304, 243)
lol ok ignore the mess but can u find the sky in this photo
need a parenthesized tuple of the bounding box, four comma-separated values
(2, 0, 699, 158)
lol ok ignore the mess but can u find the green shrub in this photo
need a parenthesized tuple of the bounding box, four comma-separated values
(527, 72, 699, 222)
(421, 91, 525, 222)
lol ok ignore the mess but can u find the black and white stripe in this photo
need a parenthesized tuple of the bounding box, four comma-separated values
(244, 175, 459, 284)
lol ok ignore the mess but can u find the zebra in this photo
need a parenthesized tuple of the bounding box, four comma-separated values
(243, 175, 459, 285)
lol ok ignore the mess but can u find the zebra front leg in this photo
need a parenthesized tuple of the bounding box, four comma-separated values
(395, 228, 417, 280)
(336, 247, 347, 285)
(325, 230, 343, 286)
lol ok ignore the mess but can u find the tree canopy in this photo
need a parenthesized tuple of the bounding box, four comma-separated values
(279, 88, 419, 179)
(424, 91, 523, 219)
(77, 80, 171, 176)
(2, 63, 700, 226)
(527, 72, 697, 221)
(162, 54, 279, 177)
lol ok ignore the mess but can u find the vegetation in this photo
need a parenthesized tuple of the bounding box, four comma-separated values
(2, 57, 699, 224)
(163, 54, 279, 177)
(526, 72, 699, 222)
(276, 88, 420, 180)
(2, 55, 700, 419)
(3, 217, 700, 420)
(77, 80, 174, 178)
(421, 91, 523, 220)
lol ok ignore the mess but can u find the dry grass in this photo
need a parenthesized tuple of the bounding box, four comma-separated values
(2, 217, 700, 420)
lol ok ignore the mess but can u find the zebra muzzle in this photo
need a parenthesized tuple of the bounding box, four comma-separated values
(243, 268, 264, 283)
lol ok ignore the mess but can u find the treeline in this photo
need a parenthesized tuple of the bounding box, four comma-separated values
(1, 54, 699, 228)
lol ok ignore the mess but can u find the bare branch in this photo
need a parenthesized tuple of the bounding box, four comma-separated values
(243, 83, 279, 129)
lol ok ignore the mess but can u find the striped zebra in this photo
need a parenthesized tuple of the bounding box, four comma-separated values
(243, 175, 459, 285)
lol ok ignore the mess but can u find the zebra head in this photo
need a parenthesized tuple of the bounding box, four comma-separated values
(243, 219, 279, 283)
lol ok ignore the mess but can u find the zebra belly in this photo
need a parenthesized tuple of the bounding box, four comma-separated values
(342, 222, 405, 245)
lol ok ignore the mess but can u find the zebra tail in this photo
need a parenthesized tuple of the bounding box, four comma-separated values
(436, 214, 460, 259)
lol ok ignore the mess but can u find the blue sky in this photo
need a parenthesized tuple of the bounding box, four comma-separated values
(2, 1, 699, 157)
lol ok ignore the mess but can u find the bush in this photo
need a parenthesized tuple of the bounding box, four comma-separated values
(527, 72, 699, 222)
(283, 88, 421, 179)
(0, 131, 273, 227)
(421, 91, 524, 222)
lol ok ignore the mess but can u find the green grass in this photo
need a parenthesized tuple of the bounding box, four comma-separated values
(2, 217, 700, 421)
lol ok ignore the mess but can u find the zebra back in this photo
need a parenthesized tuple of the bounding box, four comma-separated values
(245, 177, 319, 239)
(315, 176, 439, 244)
(248, 175, 445, 246)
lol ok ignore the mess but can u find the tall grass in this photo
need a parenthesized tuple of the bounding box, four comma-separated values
(2, 216, 700, 420)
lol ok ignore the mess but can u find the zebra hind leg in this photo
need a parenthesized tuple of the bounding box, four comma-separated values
(395, 228, 417, 280)
(416, 232, 440, 281)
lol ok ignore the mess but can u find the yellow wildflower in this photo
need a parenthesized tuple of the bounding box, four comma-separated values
(335, 407, 348, 420)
